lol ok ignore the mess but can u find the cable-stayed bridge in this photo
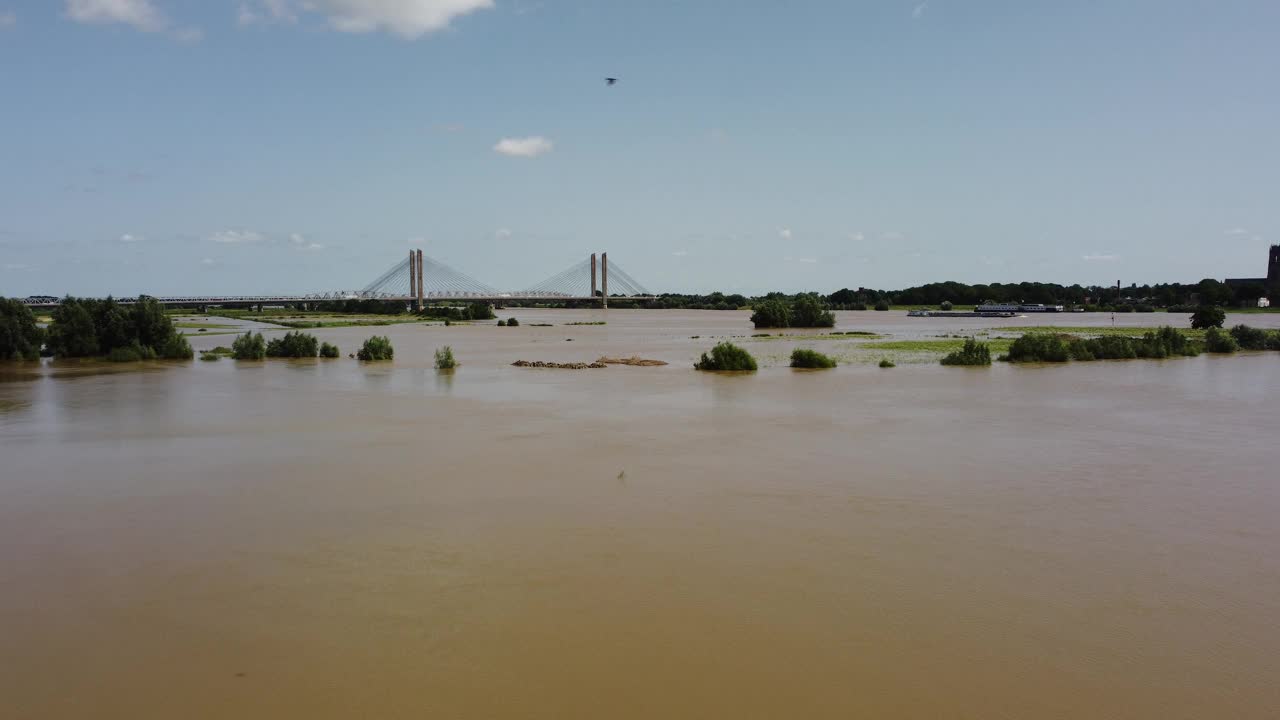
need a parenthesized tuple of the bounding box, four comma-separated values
(19, 251, 653, 309)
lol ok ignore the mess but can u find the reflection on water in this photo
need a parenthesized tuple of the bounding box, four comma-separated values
(1, 310, 1278, 719)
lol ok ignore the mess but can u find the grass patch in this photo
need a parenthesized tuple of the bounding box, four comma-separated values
(566, 321, 606, 326)
(434, 346, 457, 369)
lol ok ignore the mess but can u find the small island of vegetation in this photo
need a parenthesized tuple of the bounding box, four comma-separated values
(32, 296, 193, 361)
(940, 338, 993, 366)
(694, 341, 757, 371)
(751, 294, 836, 329)
(357, 335, 394, 361)
(790, 348, 837, 369)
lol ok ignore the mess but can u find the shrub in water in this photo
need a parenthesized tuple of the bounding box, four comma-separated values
(496, 319, 507, 327)
(107, 345, 143, 362)
(694, 341, 757, 371)
(940, 338, 992, 366)
(159, 334, 194, 360)
(467, 302, 496, 321)
(1190, 306, 1226, 330)
(940, 300, 953, 311)
(266, 331, 319, 358)
(1204, 327, 1238, 353)
(1003, 333, 1070, 363)
(750, 298, 790, 328)
(790, 294, 836, 328)
(434, 345, 456, 370)
(319, 342, 340, 358)
(357, 335, 394, 361)
(1229, 324, 1269, 351)
(506, 317, 519, 327)
(199, 351, 220, 362)
(874, 300, 890, 311)
(790, 348, 837, 369)
(231, 332, 266, 360)
(850, 302, 869, 311)
(879, 358, 895, 368)
(0, 298, 45, 361)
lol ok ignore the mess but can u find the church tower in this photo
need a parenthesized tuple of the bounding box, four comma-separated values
(1269, 245, 1280, 296)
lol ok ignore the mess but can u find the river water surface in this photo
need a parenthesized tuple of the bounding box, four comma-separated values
(2, 310, 1278, 719)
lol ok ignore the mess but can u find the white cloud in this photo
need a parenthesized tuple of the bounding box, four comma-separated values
(1224, 227, 1249, 236)
(779, 228, 793, 240)
(65, 0, 166, 32)
(494, 228, 512, 239)
(798, 257, 817, 264)
(0, 11, 16, 29)
(672, 250, 688, 257)
(3, 263, 31, 271)
(493, 136, 553, 158)
(119, 233, 141, 243)
(306, 243, 325, 250)
(912, 2, 928, 19)
(200, 257, 215, 265)
(173, 26, 202, 42)
(208, 229, 265, 244)
(238, 0, 297, 26)
(847, 231, 865, 242)
(238, 0, 493, 38)
(289, 232, 306, 245)
(1082, 253, 1119, 262)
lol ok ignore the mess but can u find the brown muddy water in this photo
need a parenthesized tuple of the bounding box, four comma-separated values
(2, 310, 1278, 719)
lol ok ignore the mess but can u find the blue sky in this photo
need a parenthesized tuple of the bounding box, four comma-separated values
(1, 0, 1277, 296)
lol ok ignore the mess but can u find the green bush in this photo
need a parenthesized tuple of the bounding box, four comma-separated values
(319, 342, 340, 358)
(1204, 327, 1238, 353)
(879, 358, 895, 368)
(265, 331, 319, 358)
(1267, 332, 1280, 351)
(506, 317, 520, 327)
(750, 298, 790, 328)
(790, 294, 836, 328)
(940, 338, 992, 366)
(694, 341, 757, 371)
(1190, 306, 1226, 330)
(850, 302, 868, 311)
(1003, 334, 1070, 362)
(874, 300, 890, 311)
(434, 346, 457, 370)
(467, 302, 496, 321)
(159, 334, 193, 360)
(0, 298, 45, 360)
(357, 335, 394, 361)
(1229, 324, 1269, 350)
(496, 319, 507, 327)
(790, 348, 837, 368)
(107, 345, 143, 362)
(199, 352, 221, 362)
(940, 300, 953, 311)
(43, 296, 188, 360)
(231, 332, 267, 360)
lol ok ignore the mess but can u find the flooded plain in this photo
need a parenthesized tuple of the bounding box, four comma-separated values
(2, 310, 1278, 719)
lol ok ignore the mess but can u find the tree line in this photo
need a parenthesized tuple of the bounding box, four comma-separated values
(2, 296, 192, 361)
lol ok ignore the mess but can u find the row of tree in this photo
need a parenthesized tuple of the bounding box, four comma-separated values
(1, 296, 193, 361)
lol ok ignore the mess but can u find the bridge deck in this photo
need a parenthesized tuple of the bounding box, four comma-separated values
(20, 295, 658, 308)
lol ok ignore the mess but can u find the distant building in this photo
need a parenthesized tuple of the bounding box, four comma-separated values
(1225, 244, 1280, 301)
(1259, 297, 1271, 308)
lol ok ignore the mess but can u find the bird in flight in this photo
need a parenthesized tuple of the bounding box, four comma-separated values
(605, 77, 618, 86)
